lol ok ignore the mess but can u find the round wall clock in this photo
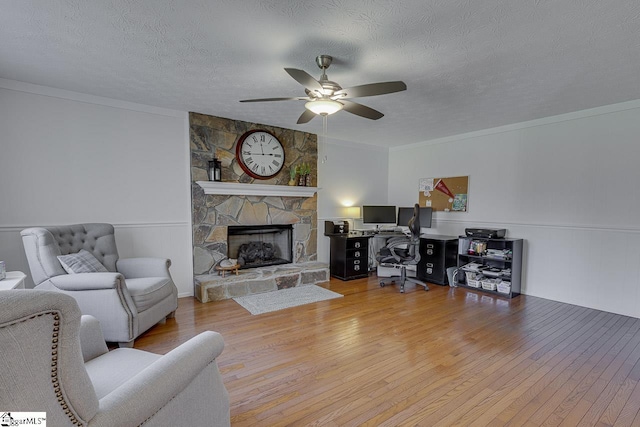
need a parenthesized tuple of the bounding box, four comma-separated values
(235, 130, 285, 179)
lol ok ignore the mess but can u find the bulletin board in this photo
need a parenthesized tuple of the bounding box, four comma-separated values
(418, 176, 469, 212)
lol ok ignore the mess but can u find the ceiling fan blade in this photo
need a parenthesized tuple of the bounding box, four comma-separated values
(239, 97, 308, 103)
(334, 81, 407, 99)
(297, 109, 316, 124)
(340, 100, 384, 120)
(285, 68, 324, 92)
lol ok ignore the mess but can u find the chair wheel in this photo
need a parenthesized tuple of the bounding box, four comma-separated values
(380, 282, 385, 287)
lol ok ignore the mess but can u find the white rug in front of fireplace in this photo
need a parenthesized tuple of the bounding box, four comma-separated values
(233, 285, 343, 315)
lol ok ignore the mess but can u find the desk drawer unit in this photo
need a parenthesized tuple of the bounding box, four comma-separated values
(329, 236, 369, 280)
(418, 236, 458, 285)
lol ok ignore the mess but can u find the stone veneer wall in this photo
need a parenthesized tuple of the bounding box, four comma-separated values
(190, 112, 318, 275)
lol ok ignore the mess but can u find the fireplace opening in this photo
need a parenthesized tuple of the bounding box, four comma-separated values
(227, 224, 293, 269)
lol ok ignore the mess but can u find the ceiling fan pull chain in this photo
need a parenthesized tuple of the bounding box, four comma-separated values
(321, 115, 328, 163)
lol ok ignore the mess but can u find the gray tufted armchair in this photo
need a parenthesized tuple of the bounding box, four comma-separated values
(0, 290, 230, 427)
(21, 223, 178, 347)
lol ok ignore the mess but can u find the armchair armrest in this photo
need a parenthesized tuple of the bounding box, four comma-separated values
(117, 257, 172, 279)
(49, 272, 126, 291)
(92, 331, 227, 426)
(80, 315, 109, 362)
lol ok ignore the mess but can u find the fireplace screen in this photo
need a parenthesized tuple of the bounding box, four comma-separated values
(227, 224, 293, 269)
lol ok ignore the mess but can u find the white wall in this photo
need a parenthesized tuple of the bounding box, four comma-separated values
(388, 100, 640, 318)
(0, 80, 194, 296)
(316, 137, 389, 263)
(0, 79, 387, 294)
(6, 77, 639, 318)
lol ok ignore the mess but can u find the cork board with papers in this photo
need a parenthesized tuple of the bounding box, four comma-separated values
(418, 176, 469, 212)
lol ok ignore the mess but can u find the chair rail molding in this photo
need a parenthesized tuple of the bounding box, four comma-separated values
(196, 181, 319, 197)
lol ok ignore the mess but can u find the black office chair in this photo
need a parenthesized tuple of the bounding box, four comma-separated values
(376, 203, 429, 293)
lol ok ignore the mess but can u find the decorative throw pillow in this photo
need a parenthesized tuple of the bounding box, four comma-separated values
(57, 249, 108, 274)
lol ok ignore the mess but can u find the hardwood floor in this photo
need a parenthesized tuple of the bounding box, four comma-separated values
(134, 276, 640, 426)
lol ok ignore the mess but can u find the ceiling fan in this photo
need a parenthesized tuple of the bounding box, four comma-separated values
(239, 55, 407, 124)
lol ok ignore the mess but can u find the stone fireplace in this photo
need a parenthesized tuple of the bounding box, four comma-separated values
(189, 113, 329, 302)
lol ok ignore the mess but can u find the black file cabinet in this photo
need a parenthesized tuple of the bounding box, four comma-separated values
(418, 235, 459, 285)
(328, 236, 369, 281)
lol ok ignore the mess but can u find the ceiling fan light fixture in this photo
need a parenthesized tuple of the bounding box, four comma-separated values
(305, 99, 343, 115)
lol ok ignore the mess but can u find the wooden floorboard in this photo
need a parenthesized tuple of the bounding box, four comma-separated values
(134, 275, 640, 426)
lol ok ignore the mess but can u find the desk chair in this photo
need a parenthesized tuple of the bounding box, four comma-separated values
(376, 204, 429, 293)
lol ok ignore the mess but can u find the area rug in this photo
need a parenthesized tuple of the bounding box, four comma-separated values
(233, 285, 343, 315)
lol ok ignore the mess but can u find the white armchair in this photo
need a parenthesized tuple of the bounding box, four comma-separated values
(21, 223, 178, 347)
(0, 290, 230, 427)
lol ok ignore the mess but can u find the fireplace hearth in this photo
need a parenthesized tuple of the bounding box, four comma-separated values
(228, 225, 293, 269)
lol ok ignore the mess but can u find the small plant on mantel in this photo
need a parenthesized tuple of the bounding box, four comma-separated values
(289, 165, 298, 186)
(298, 163, 311, 186)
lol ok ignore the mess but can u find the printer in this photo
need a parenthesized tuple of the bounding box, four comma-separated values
(465, 228, 506, 239)
(324, 220, 349, 236)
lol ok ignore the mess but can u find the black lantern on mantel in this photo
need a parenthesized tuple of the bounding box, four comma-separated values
(208, 158, 221, 181)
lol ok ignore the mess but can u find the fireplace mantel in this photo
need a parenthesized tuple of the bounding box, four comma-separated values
(196, 181, 319, 197)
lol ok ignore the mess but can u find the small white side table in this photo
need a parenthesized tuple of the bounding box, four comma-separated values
(0, 271, 27, 290)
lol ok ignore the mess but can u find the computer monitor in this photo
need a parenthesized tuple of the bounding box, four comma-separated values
(397, 206, 433, 228)
(362, 205, 396, 225)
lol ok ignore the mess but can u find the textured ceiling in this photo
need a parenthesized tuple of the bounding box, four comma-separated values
(2, 0, 640, 148)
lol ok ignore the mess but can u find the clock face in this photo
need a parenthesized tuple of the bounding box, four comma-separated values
(236, 130, 286, 179)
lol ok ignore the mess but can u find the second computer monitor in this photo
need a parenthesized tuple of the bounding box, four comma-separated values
(397, 206, 433, 228)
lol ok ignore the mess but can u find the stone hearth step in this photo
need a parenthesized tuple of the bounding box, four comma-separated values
(194, 262, 329, 303)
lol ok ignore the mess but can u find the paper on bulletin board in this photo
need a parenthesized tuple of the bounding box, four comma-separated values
(418, 176, 469, 212)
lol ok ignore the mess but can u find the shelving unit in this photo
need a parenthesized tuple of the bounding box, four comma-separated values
(456, 236, 523, 298)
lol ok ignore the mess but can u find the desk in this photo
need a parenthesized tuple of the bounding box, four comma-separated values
(0, 271, 27, 290)
(373, 231, 406, 238)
